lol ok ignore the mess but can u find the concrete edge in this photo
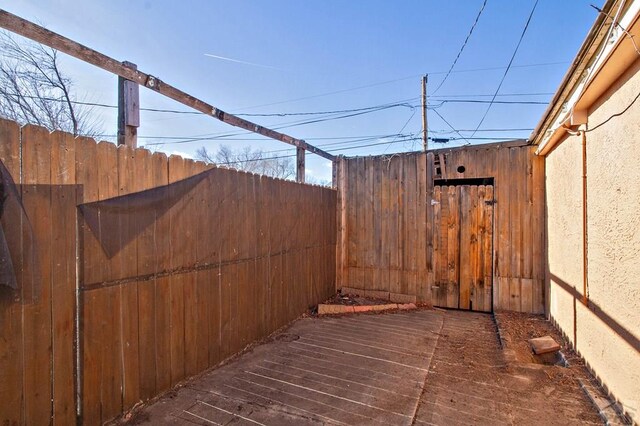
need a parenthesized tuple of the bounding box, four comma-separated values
(317, 303, 417, 316)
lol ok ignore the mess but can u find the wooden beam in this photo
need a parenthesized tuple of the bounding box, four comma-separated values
(296, 147, 305, 183)
(117, 61, 139, 148)
(0, 9, 336, 161)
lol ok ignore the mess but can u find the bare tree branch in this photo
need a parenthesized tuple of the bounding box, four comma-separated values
(196, 145, 295, 180)
(0, 30, 102, 137)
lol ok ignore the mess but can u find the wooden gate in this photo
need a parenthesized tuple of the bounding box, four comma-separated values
(432, 184, 494, 312)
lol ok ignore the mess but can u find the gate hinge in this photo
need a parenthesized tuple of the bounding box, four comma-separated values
(484, 199, 496, 205)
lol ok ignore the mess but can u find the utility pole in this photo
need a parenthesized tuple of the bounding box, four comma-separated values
(117, 61, 139, 148)
(422, 74, 428, 152)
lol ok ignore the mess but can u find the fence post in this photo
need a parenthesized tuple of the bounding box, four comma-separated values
(296, 147, 305, 183)
(117, 61, 139, 148)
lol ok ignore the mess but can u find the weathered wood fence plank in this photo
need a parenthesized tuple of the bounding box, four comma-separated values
(0, 121, 337, 425)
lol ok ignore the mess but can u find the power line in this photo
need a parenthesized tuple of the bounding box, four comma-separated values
(428, 99, 547, 107)
(432, 127, 532, 132)
(433, 0, 488, 94)
(383, 108, 418, 153)
(469, 0, 540, 138)
(213, 134, 523, 165)
(233, 61, 568, 111)
(14, 91, 548, 128)
(431, 92, 553, 98)
(258, 133, 419, 155)
(235, 101, 417, 117)
(95, 127, 532, 141)
(431, 108, 470, 144)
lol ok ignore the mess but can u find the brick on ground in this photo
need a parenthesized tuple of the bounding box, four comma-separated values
(528, 335, 561, 355)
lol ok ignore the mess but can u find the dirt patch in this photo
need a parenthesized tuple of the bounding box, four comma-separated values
(415, 310, 605, 425)
(495, 311, 579, 369)
(494, 310, 630, 423)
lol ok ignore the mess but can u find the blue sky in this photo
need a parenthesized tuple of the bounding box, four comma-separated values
(3, 0, 602, 181)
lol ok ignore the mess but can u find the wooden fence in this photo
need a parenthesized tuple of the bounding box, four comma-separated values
(0, 118, 337, 425)
(336, 141, 545, 313)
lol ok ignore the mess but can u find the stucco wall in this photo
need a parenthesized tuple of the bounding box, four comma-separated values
(545, 58, 640, 421)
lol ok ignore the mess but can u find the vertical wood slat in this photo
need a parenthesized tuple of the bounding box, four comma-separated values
(469, 185, 484, 311)
(459, 185, 472, 310)
(431, 186, 441, 305)
(336, 158, 346, 288)
(372, 157, 383, 293)
(168, 155, 187, 388)
(355, 157, 366, 290)
(389, 157, 401, 295)
(417, 153, 428, 303)
(207, 169, 223, 368)
(532, 152, 546, 314)
(127, 149, 150, 404)
(193, 161, 212, 373)
(509, 148, 522, 311)
(521, 149, 534, 313)
(76, 136, 98, 425)
(21, 125, 53, 426)
(345, 159, 356, 286)
(448, 186, 460, 308)
(153, 152, 172, 398)
(50, 131, 77, 426)
(406, 155, 418, 297)
(439, 185, 449, 306)
(365, 157, 375, 290)
(497, 147, 511, 310)
(183, 161, 199, 378)
(0, 119, 24, 426)
(484, 186, 495, 311)
(379, 157, 390, 292)
(101, 141, 123, 421)
(475, 185, 487, 312)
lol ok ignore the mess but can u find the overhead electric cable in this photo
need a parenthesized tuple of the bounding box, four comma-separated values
(234, 61, 568, 111)
(383, 108, 418, 153)
(433, 0, 488, 94)
(469, 0, 540, 138)
(431, 108, 470, 144)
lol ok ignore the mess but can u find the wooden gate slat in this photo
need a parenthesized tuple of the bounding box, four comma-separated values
(433, 183, 494, 312)
(446, 186, 460, 308)
(459, 185, 471, 310)
(484, 186, 495, 311)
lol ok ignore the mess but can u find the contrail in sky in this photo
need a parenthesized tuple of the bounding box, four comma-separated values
(204, 53, 283, 70)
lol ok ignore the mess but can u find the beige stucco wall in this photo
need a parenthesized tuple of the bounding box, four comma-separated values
(545, 58, 640, 421)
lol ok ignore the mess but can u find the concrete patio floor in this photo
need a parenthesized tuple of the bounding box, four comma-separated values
(121, 309, 605, 425)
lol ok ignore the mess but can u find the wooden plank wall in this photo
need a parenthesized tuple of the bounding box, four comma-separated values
(0, 118, 337, 425)
(336, 142, 545, 313)
(335, 154, 429, 303)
